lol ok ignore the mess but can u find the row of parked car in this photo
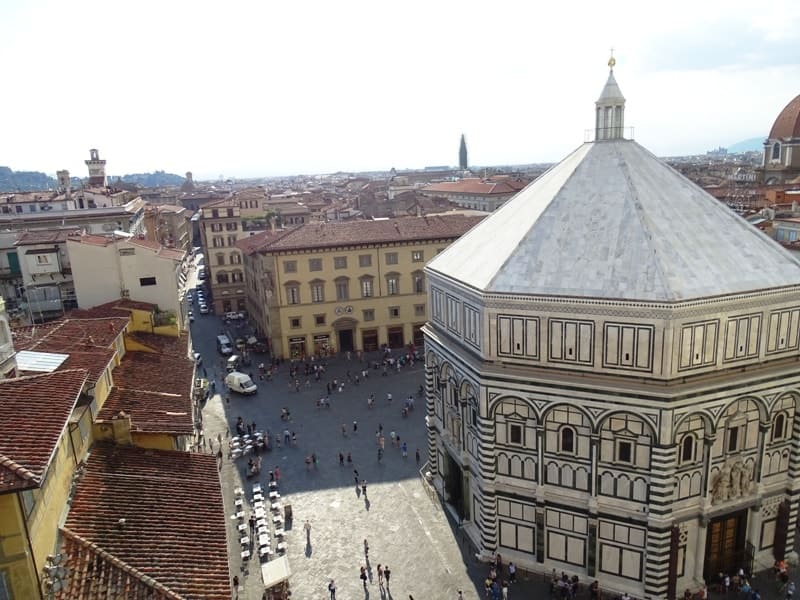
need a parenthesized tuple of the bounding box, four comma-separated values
(186, 285, 209, 322)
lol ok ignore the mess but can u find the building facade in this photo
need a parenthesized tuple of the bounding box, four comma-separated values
(424, 65, 800, 599)
(68, 233, 187, 328)
(238, 215, 482, 359)
(199, 197, 247, 314)
(15, 229, 80, 322)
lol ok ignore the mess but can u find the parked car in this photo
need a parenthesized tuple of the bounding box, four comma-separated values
(225, 311, 244, 321)
(188, 310, 195, 322)
(199, 304, 210, 315)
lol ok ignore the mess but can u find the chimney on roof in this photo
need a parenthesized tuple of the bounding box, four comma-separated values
(117, 518, 126, 530)
(97, 411, 133, 446)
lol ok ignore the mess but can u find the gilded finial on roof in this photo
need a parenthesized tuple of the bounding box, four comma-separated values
(608, 48, 615, 70)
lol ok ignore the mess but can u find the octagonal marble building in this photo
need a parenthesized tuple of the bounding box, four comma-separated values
(423, 65, 800, 599)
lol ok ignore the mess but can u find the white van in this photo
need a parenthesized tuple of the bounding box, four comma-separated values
(216, 335, 233, 355)
(225, 371, 257, 395)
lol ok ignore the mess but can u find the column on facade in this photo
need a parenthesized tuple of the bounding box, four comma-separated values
(784, 409, 800, 559)
(694, 517, 708, 585)
(425, 360, 439, 477)
(644, 444, 677, 599)
(475, 403, 498, 557)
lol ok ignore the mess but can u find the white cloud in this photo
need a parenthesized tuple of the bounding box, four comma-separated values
(1, 0, 798, 178)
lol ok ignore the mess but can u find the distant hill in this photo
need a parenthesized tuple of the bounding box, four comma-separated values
(0, 166, 56, 192)
(112, 171, 185, 188)
(727, 137, 764, 153)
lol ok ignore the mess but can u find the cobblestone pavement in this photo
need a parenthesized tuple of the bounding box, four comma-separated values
(191, 313, 501, 599)
(191, 314, 799, 600)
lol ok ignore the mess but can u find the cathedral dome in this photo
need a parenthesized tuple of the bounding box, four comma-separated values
(428, 138, 800, 302)
(769, 94, 800, 140)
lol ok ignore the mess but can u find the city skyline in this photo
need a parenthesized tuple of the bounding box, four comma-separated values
(1, 0, 799, 180)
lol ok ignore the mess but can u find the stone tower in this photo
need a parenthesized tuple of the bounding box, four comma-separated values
(85, 149, 107, 187)
(459, 134, 468, 170)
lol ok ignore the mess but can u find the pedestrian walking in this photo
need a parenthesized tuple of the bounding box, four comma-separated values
(364, 538, 369, 557)
(387, 392, 393, 403)
(402, 441, 408, 458)
(508, 562, 517, 583)
(353, 420, 358, 433)
(416, 448, 421, 464)
(339, 452, 344, 466)
(384, 565, 391, 588)
(304, 520, 311, 541)
(377, 564, 384, 586)
(232, 575, 239, 589)
(502, 581, 509, 600)
(347, 452, 352, 464)
(275, 466, 281, 482)
(360, 566, 368, 590)
(328, 579, 336, 599)
(362, 479, 368, 497)
(354, 469, 359, 485)
(342, 423, 347, 437)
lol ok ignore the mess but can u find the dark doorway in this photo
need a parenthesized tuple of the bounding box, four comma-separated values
(362, 329, 378, 352)
(444, 452, 465, 520)
(338, 329, 354, 353)
(387, 326, 404, 348)
(704, 510, 748, 580)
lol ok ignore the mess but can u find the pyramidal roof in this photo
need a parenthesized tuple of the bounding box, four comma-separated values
(427, 139, 800, 302)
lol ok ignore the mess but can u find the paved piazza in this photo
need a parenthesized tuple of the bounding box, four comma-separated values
(191, 314, 524, 599)
(190, 313, 793, 600)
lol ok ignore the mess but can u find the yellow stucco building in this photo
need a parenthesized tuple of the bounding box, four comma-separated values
(238, 214, 483, 359)
(0, 300, 193, 598)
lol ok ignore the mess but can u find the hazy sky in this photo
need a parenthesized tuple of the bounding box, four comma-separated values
(2, 0, 799, 180)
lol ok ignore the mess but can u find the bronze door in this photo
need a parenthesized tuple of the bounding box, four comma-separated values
(704, 511, 747, 579)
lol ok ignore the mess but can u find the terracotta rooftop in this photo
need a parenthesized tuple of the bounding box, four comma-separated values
(0, 370, 88, 492)
(245, 214, 484, 253)
(12, 317, 129, 351)
(235, 229, 294, 256)
(69, 299, 157, 318)
(99, 389, 193, 435)
(110, 352, 195, 398)
(14, 228, 81, 245)
(423, 178, 529, 196)
(59, 443, 230, 599)
(125, 331, 189, 356)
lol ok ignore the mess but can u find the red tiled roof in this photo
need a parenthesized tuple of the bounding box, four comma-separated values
(125, 331, 189, 356)
(14, 228, 81, 245)
(111, 353, 195, 398)
(12, 317, 126, 384)
(69, 299, 157, 318)
(0, 370, 88, 492)
(58, 529, 183, 600)
(59, 443, 230, 599)
(247, 214, 484, 253)
(423, 178, 528, 196)
(99, 389, 193, 435)
(234, 229, 294, 256)
(13, 317, 129, 351)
